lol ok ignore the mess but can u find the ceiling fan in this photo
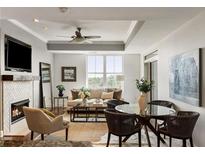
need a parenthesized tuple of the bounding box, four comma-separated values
(57, 27, 101, 43)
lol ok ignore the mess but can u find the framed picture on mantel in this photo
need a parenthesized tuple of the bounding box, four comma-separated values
(61, 67, 77, 82)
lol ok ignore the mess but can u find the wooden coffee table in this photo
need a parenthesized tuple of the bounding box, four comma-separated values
(70, 101, 107, 122)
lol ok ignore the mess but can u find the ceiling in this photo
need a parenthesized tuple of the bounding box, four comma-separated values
(14, 20, 132, 42)
(0, 7, 205, 53)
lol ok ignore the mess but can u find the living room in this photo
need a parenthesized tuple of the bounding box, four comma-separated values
(0, 1, 205, 152)
(0, 18, 140, 139)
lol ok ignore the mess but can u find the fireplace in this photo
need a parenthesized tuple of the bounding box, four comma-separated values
(11, 99, 29, 124)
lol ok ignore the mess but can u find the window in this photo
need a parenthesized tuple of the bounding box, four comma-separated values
(87, 55, 123, 88)
(106, 56, 123, 88)
(87, 56, 104, 88)
(88, 56, 103, 73)
(106, 56, 122, 73)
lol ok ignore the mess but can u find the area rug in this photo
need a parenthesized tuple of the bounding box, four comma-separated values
(20, 140, 92, 147)
(0, 140, 92, 147)
(32, 134, 92, 147)
(93, 129, 192, 147)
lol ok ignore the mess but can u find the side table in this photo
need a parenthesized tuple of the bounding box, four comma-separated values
(53, 96, 68, 114)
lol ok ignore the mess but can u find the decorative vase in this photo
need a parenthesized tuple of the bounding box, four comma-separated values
(138, 92, 147, 114)
(58, 90, 64, 97)
(83, 97, 88, 104)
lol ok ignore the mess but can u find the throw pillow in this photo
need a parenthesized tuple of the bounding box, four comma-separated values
(41, 109, 56, 119)
(89, 89, 104, 99)
(113, 90, 122, 100)
(101, 91, 114, 100)
(71, 90, 80, 100)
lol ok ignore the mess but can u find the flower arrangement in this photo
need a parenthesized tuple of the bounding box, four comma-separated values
(136, 78, 154, 93)
(78, 87, 91, 99)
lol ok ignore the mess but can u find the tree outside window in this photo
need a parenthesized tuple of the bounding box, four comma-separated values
(87, 55, 123, 89)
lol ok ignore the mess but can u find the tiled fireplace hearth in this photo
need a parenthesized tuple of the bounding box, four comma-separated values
(3, 81, 33, 135)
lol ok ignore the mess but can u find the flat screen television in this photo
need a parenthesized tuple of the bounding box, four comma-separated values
(5, 35, 32, 72)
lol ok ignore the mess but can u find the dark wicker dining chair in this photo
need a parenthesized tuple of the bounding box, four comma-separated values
(157, 111, 200, 147)
(107, 99, 129, 109)
(148, 100, 175, 129)
(104, 109, 142, 147)
(148, 100, 174, 108)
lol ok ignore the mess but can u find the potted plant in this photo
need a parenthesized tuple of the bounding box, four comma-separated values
(136, 78, 154, 113)
(56, 85, 65, 97)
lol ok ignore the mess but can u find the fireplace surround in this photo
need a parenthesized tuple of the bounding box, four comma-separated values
(11, 99, 29, 124)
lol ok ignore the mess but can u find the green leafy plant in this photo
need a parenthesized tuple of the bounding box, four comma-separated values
(136, 78, 154, 93)
(56, 85, 65, 92)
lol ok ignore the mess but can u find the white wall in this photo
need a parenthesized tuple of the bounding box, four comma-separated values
(53, 54, 141, 103)
(0, 20, 53, 133)
(142, 11, 205, 146)
(0, 20, 53, 76)
(53, 54, 87, 97)
(0, 20, 53, 107)
(124, 54, 141, 103)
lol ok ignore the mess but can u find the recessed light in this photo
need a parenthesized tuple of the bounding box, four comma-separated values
(33, 18, 39, 23)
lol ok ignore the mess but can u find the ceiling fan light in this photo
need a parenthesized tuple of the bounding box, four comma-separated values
(59, 7, 69, 13)
(75, 38, 85, 42)
(69, 38, 92, 44)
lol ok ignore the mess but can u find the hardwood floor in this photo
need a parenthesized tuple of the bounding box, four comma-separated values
(53, 122, 107, 142)
(53, 109, 108, 142)
(3, 122, 107, 143)
(3, 109, 108, 143)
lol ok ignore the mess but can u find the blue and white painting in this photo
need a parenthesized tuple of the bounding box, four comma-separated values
(169, 49, 201, 106)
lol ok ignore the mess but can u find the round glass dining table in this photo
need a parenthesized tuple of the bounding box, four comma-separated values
(115, 104, 176, 147)
(115, 104, 175, 117)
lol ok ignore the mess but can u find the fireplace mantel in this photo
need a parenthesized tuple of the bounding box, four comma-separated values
(1, 75, 40, 81)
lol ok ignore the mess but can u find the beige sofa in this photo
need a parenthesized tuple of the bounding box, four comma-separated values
(67, 88, 122, 111)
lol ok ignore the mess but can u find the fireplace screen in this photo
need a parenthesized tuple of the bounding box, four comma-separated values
(11, 99, 29, 124)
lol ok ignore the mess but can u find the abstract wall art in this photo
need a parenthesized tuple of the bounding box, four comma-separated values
(169, 49, 202, 106)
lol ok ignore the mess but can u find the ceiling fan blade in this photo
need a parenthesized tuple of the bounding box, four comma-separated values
(84, 36, 101, 39)
(56, 35, 69, 38)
